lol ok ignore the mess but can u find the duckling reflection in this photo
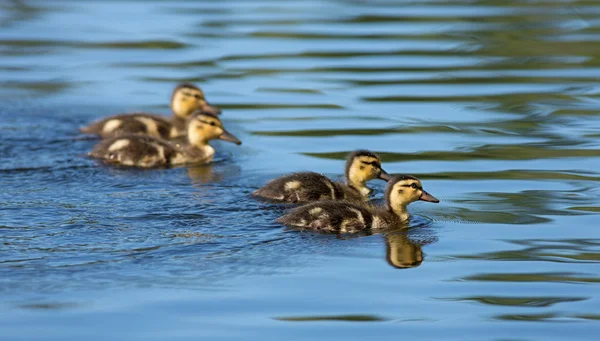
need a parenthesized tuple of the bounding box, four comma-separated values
(384, 231, 423, 269)
(80, 83, 221, 139)
(187, 163, 217, 184)
(187, 162, 243, 186)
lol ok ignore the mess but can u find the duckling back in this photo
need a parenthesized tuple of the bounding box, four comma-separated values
(80, 113, 175, 139)
(252, 172, 359, 203)
(276, 201, 378, 233)
(88, 135, 181, 167)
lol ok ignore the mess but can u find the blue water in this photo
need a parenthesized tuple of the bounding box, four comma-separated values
(1, 1, 600, 340)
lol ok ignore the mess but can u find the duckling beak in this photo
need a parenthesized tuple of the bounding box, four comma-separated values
(378, 169, 392, 181)
(219, 129, 242, 145)
(419, 190, 439, 203)
(203, 103, 222, 115)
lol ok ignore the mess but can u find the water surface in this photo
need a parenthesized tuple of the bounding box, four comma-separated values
(1, 1, 600, 340)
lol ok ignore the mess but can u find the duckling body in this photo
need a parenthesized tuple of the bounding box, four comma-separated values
(276, 175, 439, 233)
(252, 172, 360, 203)
(253, 150, 390, 203)
(88, 111, 241, 168)
(89, 134, 189, 167)
(81, 113, 178, 140)
(80, 83, 221, 139)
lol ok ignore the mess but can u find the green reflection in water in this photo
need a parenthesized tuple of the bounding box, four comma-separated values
(460, 272, 600, 283)
(304, 144, 600, 162)
(569, 206, 600, 213)
(273, 315, 387, 322)
(416, 170, 600, 182)
(495, 312, 600, 322)
(441, 296, 587, 308)
(494, 313, 560, 322)
(252, 125, 460, 137)
(3, 81, 72, 95)
(0, 39, 186, 49)
(449, 239, 600, 263)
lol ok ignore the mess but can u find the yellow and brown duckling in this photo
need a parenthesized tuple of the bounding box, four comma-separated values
(276, 175, 439, 233)
(252, 150, 391, 203)
(88, 112, 240, 168)
(80, 83, 221, 139)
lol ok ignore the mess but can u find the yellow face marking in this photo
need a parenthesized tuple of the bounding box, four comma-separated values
(389, 180, 424, 214)
(102, 119, 122, 134)
(108, 139, 130, 152)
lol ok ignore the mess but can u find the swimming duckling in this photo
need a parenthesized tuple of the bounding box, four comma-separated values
(88, 112, 241, 168)
(276, 175, 439, 233)
(80, 83, 221, 139)
(252, 150, 391, 203)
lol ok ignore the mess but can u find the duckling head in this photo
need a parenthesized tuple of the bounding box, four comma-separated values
(186, 111, 242, 147)
(171, 83, 222, 119)
(345, 150, 391, 195)
(385, 175, 439, 219)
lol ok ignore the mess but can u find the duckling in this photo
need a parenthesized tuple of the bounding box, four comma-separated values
(252, 150, 391, 203)
(88, 112, 240, 168)
(276, 175, 439, 233)
(80, 83, 221, 139)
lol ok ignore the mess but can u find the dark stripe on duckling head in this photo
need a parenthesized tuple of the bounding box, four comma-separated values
(187, 110, 222, 126)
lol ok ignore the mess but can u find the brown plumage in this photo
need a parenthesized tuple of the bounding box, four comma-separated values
(88, 112, 241, 168)
(80, 83, 221, 139)
(275, 175, 439, 233)
(252, 150, 391, 203)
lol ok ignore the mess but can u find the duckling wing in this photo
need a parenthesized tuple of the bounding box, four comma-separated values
(276, 201, 374, 233)
(80, 113, 173, 139)
(253, 172, 343, 203)
(88, 135, 179, 168)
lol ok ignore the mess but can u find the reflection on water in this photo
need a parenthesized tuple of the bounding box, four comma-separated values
(273, 314, 387, 322)
(1, 0, 600, 340)
(384, 230, 424, 269)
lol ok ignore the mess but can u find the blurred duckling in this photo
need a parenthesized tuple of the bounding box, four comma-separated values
(80, 83, 221, 139)
(253, 150, 391, 203)
(276, 175, 439, 233)
(88, 112, 240, 168)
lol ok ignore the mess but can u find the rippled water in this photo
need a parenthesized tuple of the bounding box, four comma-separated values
(2, 0, 600, 340)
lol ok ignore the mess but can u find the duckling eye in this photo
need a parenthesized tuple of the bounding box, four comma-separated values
(194, 94, 204, 100)
(411, 183, 418, 189)
(209, 122, 216, 126)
